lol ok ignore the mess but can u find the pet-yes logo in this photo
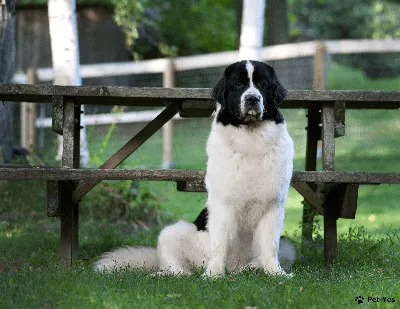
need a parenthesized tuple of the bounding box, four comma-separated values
(355, 295, 396, 304)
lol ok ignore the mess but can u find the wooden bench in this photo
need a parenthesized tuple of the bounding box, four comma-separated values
(1, 84, 399, 266)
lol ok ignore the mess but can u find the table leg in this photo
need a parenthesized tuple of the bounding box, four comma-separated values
(302, 108, 321, 246)
(322, 103, 337, 263)
(60, 100, 80, 266)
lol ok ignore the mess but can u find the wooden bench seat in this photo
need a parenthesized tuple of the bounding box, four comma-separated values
(1, 167, 399, 184)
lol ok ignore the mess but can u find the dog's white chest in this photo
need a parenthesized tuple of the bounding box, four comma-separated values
(205, 121, 294, 208)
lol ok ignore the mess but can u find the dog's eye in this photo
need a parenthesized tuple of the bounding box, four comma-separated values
(258, 81, 267, 89)
(236, 82, 244, 89)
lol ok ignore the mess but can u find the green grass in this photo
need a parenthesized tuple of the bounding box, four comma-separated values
(1, 62, 400, 308)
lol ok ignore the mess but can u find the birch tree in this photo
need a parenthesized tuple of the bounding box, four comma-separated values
(48, 0, 89, 166)
(238, 0, 265, 61)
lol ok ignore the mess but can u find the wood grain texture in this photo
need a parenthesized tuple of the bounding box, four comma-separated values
(1, 84, 399, 109)
(1, 168, 399, 183)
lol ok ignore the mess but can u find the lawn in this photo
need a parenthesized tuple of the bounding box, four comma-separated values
(0, 62, 399, 308)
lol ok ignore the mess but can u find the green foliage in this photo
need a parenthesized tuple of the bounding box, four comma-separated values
(113, 0, 236, 59)
(369, 1, 400, 39)
(158, 0, 236, 56)
(289, 0, 375, 39)
(81, 180, 166, 228)
(289, 0, 400, 78)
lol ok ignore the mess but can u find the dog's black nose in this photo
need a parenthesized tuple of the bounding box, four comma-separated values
(245, 95, 260, 106)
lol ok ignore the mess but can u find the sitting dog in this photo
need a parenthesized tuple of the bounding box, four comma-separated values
(94, 60, 295, 277)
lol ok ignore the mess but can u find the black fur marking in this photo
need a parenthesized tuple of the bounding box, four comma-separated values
(193, 208, 208, 231)
(212, 60, 287, 127)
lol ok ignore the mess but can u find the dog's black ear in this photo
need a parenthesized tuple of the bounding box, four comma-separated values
(272, 72, 287, 105)
(212, 76, 226, 104)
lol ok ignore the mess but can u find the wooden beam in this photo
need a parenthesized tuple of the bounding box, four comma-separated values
(292, 182, 324, 215)
(60, 100, 81, 267)
(52, 96, 64, 135)
(73, 102, 179, 203)
(325, 183, 359, 219)
(302, 108, 321, 244)
(1, 169, 400, 183)
(162, 59, 175, 169)
(1, 84, 399, 109)
(322, 103, 337, 263)
(177, 180, 206, 192)
(334, 102, 345, 138)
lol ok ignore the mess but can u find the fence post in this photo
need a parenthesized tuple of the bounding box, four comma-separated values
(20, 68, 38, 152)
(313, 41, 327, 90)
(162, 58, 175, 169)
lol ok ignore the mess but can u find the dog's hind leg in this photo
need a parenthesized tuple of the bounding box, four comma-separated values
(157, 220, 205, 275)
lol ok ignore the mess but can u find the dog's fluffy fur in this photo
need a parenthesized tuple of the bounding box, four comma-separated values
(94, 60, 295, 277)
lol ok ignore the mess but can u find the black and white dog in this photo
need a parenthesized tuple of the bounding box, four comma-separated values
(94, 60, 295, 277)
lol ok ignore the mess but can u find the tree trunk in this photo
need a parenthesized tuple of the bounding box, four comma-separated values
(235, 0, 243, 49)
(266, 0, 289, 45)
(0, 0, 16, 163)
(239, 0, 265, 61)
(48, 0, 90, 166)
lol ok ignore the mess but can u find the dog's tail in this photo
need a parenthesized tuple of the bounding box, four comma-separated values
(93, 246, 158, 272)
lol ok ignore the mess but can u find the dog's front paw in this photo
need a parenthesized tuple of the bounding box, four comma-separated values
(202, 267, 225, 279)
(263, 260, 293, 278)
(264, 266, 293, 278)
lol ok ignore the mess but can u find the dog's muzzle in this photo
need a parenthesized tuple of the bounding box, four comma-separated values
(243, 95, 263, 122)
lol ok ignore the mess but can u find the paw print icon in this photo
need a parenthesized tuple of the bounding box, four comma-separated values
(355, 296, 364, 304)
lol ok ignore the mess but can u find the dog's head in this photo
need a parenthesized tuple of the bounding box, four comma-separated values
(212, 60, 287, 126)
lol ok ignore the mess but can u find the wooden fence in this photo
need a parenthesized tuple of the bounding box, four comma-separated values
(14, 39, 400, 166)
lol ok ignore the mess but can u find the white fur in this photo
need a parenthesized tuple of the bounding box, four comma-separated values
(240, 61, 264, 119)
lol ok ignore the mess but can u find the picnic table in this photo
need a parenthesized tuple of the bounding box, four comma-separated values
(0, 84, 399, 266)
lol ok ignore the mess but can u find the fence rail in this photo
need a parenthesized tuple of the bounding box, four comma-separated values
(13, 39, 400, 83)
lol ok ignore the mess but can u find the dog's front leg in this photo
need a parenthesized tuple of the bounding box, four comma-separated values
(204, 204, 236, 277)
(254, 204, 289, 276)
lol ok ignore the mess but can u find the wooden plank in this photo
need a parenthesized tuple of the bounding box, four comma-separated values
(176, 180, 206, 192)
(322, 104, 336, 171)
(47, 180, 61, 217)
(1, 84, 400, 109)
(60, 181, 74, 266)
(302, 108, 321, 244)
(52, 96, 63, 135)
(162, 59, 175, 169)
(292, 182, 324, 215)
(334, 102, 345, 138)
(326, 39, 400, 55)
(73, 102, 179, 203)
(62, 101, 80, 168)
(60, 99, 81, 266)
(339, 184, 359, 219)
(1, 169, 400, 183)
(324, 183, 359, 219)
(322, 103, 337, 263)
